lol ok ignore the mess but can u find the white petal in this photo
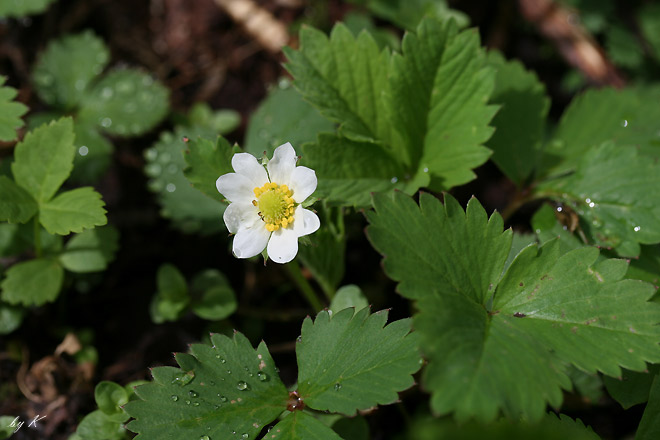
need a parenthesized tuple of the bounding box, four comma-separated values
(267, 227, 299, 264)
(267, 142, 297, 186)
(216, 173, 255, 203)
(232, 224, 270, 259)
(289, 166, 317, 203)
(232, 153, 268, 187)
(223, 202, 259, 234)
(299, 208, 320, 237)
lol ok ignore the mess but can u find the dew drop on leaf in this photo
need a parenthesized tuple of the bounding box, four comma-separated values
(200, 436, 210, 440)
(334, 383, 342, 391)
(241, 434, 249, 439)
(189, 390, 198, 398)
(257, 372, 268, 382)
(170, 395, 178, 401)
(185, 400, 191, 405)
(218, 395, 228, 402)
(192, 402, 200, 406)
(236, 381, 249, 391)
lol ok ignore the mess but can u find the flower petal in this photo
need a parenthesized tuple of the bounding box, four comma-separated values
(216, 173, 255, 203)
(299, 208, 321, 237)
(232, 153, 268, 187)
(289, 166, 317, 203)
(267, 142, 297, 186)
(223, 202, 259, 234)
(232, 224, 270, 259)
(267, 227, 299, 264)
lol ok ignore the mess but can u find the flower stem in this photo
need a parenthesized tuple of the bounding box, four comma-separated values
(284, 261, 323, 312)
(33, 217, 42, 258)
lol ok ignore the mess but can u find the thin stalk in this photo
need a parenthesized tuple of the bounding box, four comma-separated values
(284, 261, 323, 312)
(33, 217, 42, 258)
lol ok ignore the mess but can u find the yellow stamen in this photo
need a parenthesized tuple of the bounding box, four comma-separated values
(252, 182, 295, 231)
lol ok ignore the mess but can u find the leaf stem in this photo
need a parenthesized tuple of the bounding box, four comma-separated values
(284, 261, 323, 312)
(501, 189, 536, 223)
(33, 217, 42, 258)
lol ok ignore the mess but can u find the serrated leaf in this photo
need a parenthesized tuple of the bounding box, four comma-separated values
(387, 18, 496, 189)
(603, 364, 660, 409)
(626, 245, 660, 284)
(366, 192, 660, 421)
(301, 134, 404, 207)
(183, 136, 233, 202)
(329, 285, 369, 315)
(1, 258, 64, 306)
(244, 82, 335, 157)
(124, 333, 288, 439)
(537, 142, 660, 257)
(32, 31, 109, 110)
(284, 24, 392, 146)
(39, 187, 107, 235)
(146, 128, 225, 234)
(11, 117, 75, 203)
(190, 269, 237, 321)
(0, 77, 27, 141)
(297, 307, 420, 415)
(59, 225, 119, 273)
(637, 373, 660, 440)
(0, 0, 56, 17)
(76, 410, 126, 440)
(150, 264, 189, 323)
(268, 411, 343, 440)
(79, 69, 169, 137)
(95, 381, 129, 422)
(540, 87, 660, 177)
(0, 176, 38, 223)
(297, 222, 346, 295)
(486, 51, 549, 185)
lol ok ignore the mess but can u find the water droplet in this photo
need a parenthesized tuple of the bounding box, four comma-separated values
(100, 117, 112, 127)
(621, 119, 628, 128)
(171, 395, 179, 401)
(101, 87, 113, 99)
(588, 202, 595, 208)
(185, 399, 191, 405)
(241, 434, 249, 439)
(390, 177, 398, 183)
(192, 402, 200, 406)
(189, 390, 199, 398)
(278, 78, 291, 89)
(556, 206, 563, 212)
(334, 383, 342, 391)
(166, 183, 176, 192)
(145, 148, 158, 161)
(237, 381, 249, 391)
(200, 436, 210, 440)
(423, 167, 429, 173)
(634, 226, 641, 232)
(226, 369, 231, 374)
(219, 395, 228, 402)
(257, 372, 268, 382)
(209, 381, 215, 386)
(171, 370, 195, 386)
(145, 163, 162, 176)
(296, 336, 302, 343)
(78, 146, 89, 156)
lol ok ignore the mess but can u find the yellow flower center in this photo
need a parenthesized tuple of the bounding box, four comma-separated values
(252, 182, 295, 232)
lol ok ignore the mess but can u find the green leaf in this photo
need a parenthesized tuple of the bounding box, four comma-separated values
(244, 82, 335, 157)
(0, 176, 38, 223)
(387, 18, 496, 189)
(0, 415, 18, 439)
(95, 381, 130, 422)
(284, 24, 392, 146)
(367, 193, 511, 302)
(366, 0, 469, 31)
(531, 203, 587, 255)
(145, 128, 226, 234)
(76, 410, 126, 440)
(503, 232, 537, 274)
(150, 264, 189, 323)
(329, 285, 369, 315)
(366, 192, 660, 421)
(297, 307, 420, 415)
(70, 117, 114, 183)
(183, 136, 233, 202)
(190, 269, 237, 321)
(331, 415, 369, 440)
(606, 26, 643, 69)
(301, 133, 404, 208)
(39, 187, 107, 235)
(626, 245, 660, 284)
(0, 0, 56, 17)
(1, 258, 64, 306)
(486, 51, 549, 185)
(79, 69, 169, 137)
(540, 87, 660, 177)
(268, 411, 343, 440)
(187, 103, 240, 134)
(537, 142, 660, 257)
(11, 117, 75, 203)
(0, 302, 25, 334)
(32, 31, 110, 110)
(603, 364, 660, 409)
(59, 225, 119, 273)
(297, 223, 346, 295)
(637, 373, 660, 440)
(0, 77, 28, 141)
(124, 333, 289, 439)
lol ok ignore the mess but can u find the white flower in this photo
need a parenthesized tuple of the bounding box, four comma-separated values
(216, 142, 320, 264)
